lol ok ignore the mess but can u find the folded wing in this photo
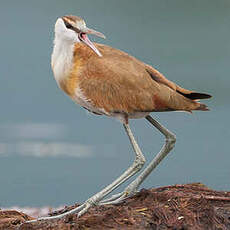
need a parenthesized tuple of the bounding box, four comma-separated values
(78, 43, 211, 114)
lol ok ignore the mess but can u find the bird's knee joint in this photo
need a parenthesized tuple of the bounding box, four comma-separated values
(139, 155, 146, 166)
(166, 134, 176, 148)
(140, 157, 146, 166)
(167, 134, 176, 143)
(134, 156, 145, 169)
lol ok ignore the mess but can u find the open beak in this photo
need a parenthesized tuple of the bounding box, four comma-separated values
(78, 27, 106, 57)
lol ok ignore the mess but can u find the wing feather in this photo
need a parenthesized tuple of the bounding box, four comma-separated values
(75, 43, 209, 114)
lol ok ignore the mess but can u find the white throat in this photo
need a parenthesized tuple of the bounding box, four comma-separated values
(51, 36, 76, 85)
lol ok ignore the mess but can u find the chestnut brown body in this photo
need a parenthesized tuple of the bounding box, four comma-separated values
(59, 42, 210, 117)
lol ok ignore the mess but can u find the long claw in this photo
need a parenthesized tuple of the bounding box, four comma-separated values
(23, 203, 86, 224)
(102, 194, 127, 205)
(99, 190, 135, 205)
(77, 203, 91, 217)
(98, 192, 123, 205)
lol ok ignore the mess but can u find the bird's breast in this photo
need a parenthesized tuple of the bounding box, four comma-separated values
(53, 49, 106, 115)
(52, 42, 91, 97)
(57, 58, 82, 97)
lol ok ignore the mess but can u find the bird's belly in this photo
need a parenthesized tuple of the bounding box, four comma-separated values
(72, 87, 107, 115)
(72, 88, 149, 121)
(128, 112, 150, 119)
(109, 111, 150, 124)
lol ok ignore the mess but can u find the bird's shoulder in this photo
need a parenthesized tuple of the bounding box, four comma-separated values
(73, 43, 194, 96)
(76, 43, 162, 94)
(74, 43, 148, 79)
(75, 43, 175, 87)
(73, 43, 164, 113)
(72, 43, 202, 114)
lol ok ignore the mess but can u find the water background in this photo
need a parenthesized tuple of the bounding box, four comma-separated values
(0, 0, 229, 207)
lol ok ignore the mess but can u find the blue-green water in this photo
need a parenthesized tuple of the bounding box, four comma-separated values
(0, 0, 229, 207)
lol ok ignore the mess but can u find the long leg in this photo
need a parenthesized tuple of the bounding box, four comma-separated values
(100, 115, 176, 204)
(25, 123, 145, 223)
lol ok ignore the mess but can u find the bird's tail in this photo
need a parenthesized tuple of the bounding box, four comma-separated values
(168, 89, 211, 112)
(177, 91, 212, 100)
(175, 88, 211, 111)
(195, 103, 209, 111)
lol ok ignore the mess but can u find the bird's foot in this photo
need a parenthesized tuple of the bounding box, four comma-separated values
(99, 183, 139, 205)
(19, 183, 139, 228)
(19, 197, 99, 228)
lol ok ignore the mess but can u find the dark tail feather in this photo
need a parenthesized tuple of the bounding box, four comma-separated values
(178, 91, 212, 100)
(195, 103, 209, 111)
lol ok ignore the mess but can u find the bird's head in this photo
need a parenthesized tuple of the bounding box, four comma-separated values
(54, 15, 105, 57)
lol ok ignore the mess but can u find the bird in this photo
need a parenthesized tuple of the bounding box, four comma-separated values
(27, 15, 211, 223)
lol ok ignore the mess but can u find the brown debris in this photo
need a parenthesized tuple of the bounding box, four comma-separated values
(1, 183, 230, 230)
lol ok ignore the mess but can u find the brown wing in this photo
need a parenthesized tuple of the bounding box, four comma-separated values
(76, 43, 210, 114)
(145, 64, 211, 100)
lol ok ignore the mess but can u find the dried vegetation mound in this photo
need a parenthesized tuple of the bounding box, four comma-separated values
(1, 183, 230, 230)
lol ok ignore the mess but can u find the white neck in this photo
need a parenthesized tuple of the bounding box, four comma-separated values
(51, 36, 76, 85)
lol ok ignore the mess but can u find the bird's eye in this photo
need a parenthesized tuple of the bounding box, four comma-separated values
(65, 23, 73, 29)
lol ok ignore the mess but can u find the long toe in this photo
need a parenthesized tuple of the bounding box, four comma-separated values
(99, 191, 132, 205)
(100, 182, 140, 205)
(23, 203, 87, 225)
(98, 192, 124, 205)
